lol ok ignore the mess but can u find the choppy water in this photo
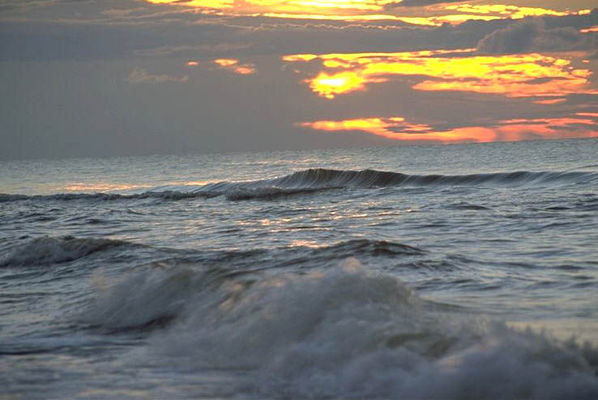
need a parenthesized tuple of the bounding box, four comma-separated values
(1, 139, 598, 399)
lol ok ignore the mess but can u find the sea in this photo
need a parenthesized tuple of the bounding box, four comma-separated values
(1, 138, 598, 399)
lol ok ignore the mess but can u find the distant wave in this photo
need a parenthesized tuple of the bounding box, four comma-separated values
(83, 258, 598, 399)
(270, 168, 597, 188)
(2, 168, 596, 203)
(311, 238, 425, 257)
(0, 191, 210, 203)
(0, 236, 429, 272)
(0, 236, 134, 267)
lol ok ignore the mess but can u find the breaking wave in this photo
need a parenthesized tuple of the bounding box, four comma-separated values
(2, 168, 596, 203)
(84, 258, 598, 399)
(271, 168, 596, 188)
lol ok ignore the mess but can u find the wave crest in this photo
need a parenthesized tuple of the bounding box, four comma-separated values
(273, 168, 595, 188)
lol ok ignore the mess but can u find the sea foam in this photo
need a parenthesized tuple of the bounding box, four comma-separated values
(84, 258, 598, 399)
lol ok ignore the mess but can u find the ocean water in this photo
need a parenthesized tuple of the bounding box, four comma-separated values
(1, 139, 598, 399)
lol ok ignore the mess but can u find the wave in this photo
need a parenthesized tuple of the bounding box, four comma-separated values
(84, 258, 598, 399)
(270, 168, 597, 189)
(0, 236, 427, 272)
(2, 168, 596, 203)
(311, 238, 425, 258)
(0, 191, 211, 203)
(0, 236, 134, 267)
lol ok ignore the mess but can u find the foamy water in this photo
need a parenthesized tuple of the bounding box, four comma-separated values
(1, 139, 598, 399)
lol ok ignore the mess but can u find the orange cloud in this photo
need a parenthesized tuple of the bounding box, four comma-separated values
(445, 4, 568, 19)
(213, 58, 256, 75)
(299, 116, 482, 141)
(300, 114, 598, 143)
(233, 65, 256, 75)
(214, 58, 239, 67)
(493, 117, 598, 141)
(285, 51, 596, 100)
(533, 98, 566, 105)
(581, 26, 598, 33)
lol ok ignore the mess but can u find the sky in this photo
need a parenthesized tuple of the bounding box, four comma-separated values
(1, 0, 597, 160)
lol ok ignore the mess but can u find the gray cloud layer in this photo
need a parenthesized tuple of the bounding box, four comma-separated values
(478, 13, 598, 54)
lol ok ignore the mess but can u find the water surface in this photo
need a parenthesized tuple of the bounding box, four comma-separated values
(1, 139, 598, 399)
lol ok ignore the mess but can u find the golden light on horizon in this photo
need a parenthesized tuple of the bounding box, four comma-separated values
(300, 115, 598, 143)
(64, 183, 149, 192)
(285, 51, 597, 100)
(300, 117, 496, 142)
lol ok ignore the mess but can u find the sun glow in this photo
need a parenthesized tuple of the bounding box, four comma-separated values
(307, 71, 385, 99)
(285, 50, 597, 100)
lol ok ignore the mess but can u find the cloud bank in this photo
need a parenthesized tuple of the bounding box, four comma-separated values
(478, 18, 598, 53)
(0, 0, 597, 159)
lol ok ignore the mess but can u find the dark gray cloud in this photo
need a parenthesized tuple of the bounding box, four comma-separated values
(126, 67, 188, 84)
(477, 18, 598, 54)
(0, 16, 511, 62)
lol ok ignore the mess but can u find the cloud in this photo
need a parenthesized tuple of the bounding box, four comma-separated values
(139, 0, 591, 28)
(213, 58, 256, 74)
(385, 0, 464, 8)
(300, 114, 598, 143)
(2, 0, 598, 160)
(126, 67, 188, 84)
(477, 18, 598, 53)
(284, 50, 597, 100)
(134, 43, 253, 57)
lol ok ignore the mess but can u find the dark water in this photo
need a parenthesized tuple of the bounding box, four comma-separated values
(1, 139, 598, 399)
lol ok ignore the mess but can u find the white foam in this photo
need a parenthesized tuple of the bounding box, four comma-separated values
(83, 266, 205, 330)
(85, 259, 598, 398)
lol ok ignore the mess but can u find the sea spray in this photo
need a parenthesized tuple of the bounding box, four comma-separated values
(84, 258, 598, 399)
